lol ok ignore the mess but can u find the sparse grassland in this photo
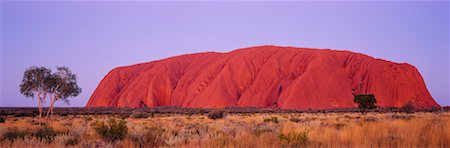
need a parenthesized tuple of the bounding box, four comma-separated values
(0, 111, 449, 147)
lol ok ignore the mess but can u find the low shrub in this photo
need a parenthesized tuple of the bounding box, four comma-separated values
(131, 112, 149, 119)
(118, 113, 130, 119)
(64, 136, 79, 146)
(2, 128, 28, 141)
(0, 116, 5, 123)
(289, 117, 301, 123)
(130, 126, 166, 147)
(14, 112, 30, 117)
(2, 126, 65, 142)
(33, 126, 66, 142)
(402, 100, 416, 113)
(264, 117, 279, 124)
(84, 116, 93, 121)
(279, 130, 309, 147)
(207, 110, 225, 120)
(91, 118, 128, 142)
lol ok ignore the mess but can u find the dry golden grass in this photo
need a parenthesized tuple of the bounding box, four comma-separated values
(0, 112, 449, 147)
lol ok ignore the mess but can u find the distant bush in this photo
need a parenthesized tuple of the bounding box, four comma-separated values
(14, 112, 31, 117)
(131, 112, 149, 119)
(289, 117, 301, 123)
(207, 110, 225, 120)
(443, 106, 450, 111)
(402, 100, 416, 113)
(0, 116, 5, 123)
(279, 130, 309, 147)
(91, 118, 128, 142)
(84, 116, 93, 121)
(118, 113, 130, 119)
(264, 117, 279, 124)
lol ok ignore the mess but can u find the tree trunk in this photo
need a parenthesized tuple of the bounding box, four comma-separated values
(50, 96, 59, 117)
(46, 94, 54, 120)
(37, 91, 42, 125)
(46, 94, 59, 120)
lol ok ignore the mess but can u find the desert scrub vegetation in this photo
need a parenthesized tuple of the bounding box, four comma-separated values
(279, 130, 309, 147)
(131, 112, 149, 119)
(91, 118, 128, 142)
(207, 109, 226, 120)
(0, 112, 449, 147)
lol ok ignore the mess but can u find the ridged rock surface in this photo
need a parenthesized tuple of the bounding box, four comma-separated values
(86, 46, 440, 109)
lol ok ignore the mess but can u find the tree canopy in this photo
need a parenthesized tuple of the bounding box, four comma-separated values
(353, 94, 377, 114)
(19, 66, 81, 122)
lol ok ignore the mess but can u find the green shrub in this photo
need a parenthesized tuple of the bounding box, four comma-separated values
(264, 117, 279, 124)
(91, 118, 128, 142)
(0, 116, 5, 123)
(279, 130, 309, 147)
(131, 112, 149, 119)
(207, 110, 225, 120)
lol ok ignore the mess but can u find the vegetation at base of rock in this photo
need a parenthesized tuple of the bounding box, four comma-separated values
(131, 112, 149, 119)
(353, 94, 377, 114)
(207, 110, 225, 120)
(402, 100, 417, 113)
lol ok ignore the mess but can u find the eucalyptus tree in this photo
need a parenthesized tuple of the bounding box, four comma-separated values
(46, 66, 81, 119)
(19, 66, 53, 124)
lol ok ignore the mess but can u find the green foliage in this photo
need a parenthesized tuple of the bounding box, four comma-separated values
(402, 100, 417, 113)
(353, 94, 377, 113)
(19, 66, 52, 98)
(48, 66, 82, 104)
(264, 117, 279, 124)
(279, 130, 309, 147)
(91, 118, 128, 142)
(208, 110, 226, 120)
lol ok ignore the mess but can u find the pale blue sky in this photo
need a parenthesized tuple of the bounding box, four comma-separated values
(1, 1, 449, 107)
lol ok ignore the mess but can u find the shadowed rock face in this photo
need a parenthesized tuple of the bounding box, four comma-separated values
(86, 46, 440, 109)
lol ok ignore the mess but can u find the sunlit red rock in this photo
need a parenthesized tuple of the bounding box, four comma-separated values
(86, 46, 440, 109)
